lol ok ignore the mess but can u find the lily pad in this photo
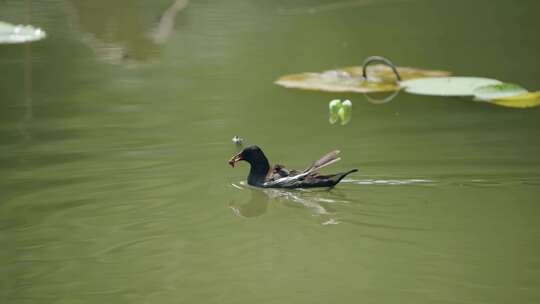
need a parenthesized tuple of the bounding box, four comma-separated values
(344, 65, 451, 82)
(489, 92, 540, 108)
(275, 64, 450, 93)
(401, 77, 502, 97)
(0, 21, 46, 44)
(473, 83, 528, 101)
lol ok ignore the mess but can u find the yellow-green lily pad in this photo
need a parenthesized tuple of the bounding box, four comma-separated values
(275, 64, 450, 93)
(489, 92, 540, 108)
(0, 21, 46, 44)
(473, 83, 528, 101)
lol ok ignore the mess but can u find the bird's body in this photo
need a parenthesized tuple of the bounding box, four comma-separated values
(228, 145, 357, 189)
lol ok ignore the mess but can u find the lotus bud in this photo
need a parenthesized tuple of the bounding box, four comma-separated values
(338, 100, 352, 125)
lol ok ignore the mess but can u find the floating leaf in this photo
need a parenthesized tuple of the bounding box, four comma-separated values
(342, 65, 450, 82)
(473, 83, 528, 101)
(401, 77, 502, 96)
(0, 21, 46, 44)
(488, 92, 540, 108)
(276, 71, 397, 93)
(275, 64, 450, 93)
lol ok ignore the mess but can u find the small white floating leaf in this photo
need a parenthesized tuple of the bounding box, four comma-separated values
(473, 83, 528, 101)
(401, 77, 502, 97)
(0, 21, 46, 44)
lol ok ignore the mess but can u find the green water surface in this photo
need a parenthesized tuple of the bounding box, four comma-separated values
(1, 0, 540, 303)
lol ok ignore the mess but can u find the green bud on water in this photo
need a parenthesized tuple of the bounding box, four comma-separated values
(329, 113, 339, 124)
(329, 99, 341, 116)
(338, 99, 352, 125)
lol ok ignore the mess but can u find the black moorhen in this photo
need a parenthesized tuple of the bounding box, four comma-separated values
(228, 145, 357, 188)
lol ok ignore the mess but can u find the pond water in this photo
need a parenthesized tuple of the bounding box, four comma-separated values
(1, 0, 540, 303)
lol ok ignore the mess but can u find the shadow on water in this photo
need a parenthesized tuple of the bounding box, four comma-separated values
(65, 0, 189, 64)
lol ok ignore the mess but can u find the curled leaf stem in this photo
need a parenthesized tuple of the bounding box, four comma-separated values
(362, 56, 402, 82)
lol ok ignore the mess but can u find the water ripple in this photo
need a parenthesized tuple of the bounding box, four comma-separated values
(343, 178, 433, 185)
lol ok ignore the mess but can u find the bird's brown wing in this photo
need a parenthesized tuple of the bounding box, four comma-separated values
(267, 164, 301, 182)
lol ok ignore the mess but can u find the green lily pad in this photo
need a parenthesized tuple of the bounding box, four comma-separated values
(0, 21, 46, 44)
(489, 92, 540, 108)
(473, 83, 528, 101)
(275, 65, 450, 93)
(401, 77, 502, 97)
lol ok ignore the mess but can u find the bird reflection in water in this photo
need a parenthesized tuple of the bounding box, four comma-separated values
(229, 187, 269, 218)
(229, 182, 348, 225)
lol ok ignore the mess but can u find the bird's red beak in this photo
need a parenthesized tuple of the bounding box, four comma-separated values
(228, 153, 243, 168)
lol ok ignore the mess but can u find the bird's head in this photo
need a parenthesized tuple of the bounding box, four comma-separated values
(228, 145, 266, 168)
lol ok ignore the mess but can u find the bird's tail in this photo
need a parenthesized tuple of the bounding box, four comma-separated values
(304, 150, 341, 174)
(329, 169, 358, 185)
(305, 169, 358, 188)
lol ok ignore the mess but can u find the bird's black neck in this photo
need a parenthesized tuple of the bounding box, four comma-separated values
(247, 158, 270, 186)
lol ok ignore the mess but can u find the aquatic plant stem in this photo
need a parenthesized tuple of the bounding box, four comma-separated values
(362, 56, 402, 82)
(363, 90, 401, 104)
